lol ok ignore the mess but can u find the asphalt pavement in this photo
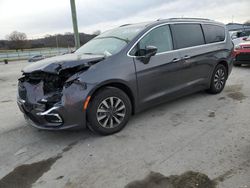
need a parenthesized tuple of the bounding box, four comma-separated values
(0, 61, 249, 188)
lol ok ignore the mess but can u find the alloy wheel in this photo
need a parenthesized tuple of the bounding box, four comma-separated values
(214, 68, 226, 91)
(96, 97, 126, 128)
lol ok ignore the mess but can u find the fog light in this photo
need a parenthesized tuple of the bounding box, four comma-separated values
(45, 114, 63, 123)
(37, 107, 63, 124)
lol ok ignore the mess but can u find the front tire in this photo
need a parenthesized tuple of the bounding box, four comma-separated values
(87, 87, 132, 135)
(207, 64, 227, 94)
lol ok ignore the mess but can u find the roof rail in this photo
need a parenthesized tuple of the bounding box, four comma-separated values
(119, 24, 131, 27)
(156, 18, 163, 21)
(169, 17, 211, 21)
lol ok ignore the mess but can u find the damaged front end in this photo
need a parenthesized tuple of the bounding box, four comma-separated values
(17, 55, 104, 129)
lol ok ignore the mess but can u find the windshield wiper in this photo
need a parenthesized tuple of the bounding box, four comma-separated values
(83, 52, 95, 55)
(83, 52, 107, 56)
(97, 36, 130, 43)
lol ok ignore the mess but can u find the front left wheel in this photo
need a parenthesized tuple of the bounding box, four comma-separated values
(87, 87, 132, 135)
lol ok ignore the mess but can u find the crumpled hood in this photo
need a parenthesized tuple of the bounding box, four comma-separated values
(22, 53, 105, 74)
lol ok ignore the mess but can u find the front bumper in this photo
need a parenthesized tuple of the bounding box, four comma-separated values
(234, 53, 250, 64)
(17, 81, 89, 130)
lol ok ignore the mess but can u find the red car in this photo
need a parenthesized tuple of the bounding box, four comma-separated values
(234, 36, 250, 66)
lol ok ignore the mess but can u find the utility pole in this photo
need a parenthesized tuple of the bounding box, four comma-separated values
(55, 35, 59, 54)
(70, 0, 80, 49)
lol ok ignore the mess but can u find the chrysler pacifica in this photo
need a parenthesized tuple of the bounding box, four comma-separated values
(17, 18, 234, 135)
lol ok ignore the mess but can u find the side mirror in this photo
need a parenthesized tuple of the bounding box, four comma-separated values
(145, 46, 158, 58)
(136, 46, 158, 64)
(242, 37, 247, 41)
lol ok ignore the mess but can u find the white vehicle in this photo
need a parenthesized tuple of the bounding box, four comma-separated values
(28, 55, 46, 62)
(230, 30, 250, 46)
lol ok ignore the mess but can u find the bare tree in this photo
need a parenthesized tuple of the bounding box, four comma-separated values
(93, 30, 101, 35)
(64, 32, 73, 35)
(244, 20, 250, 26)
(44, 34, 52, 38)
(6, 31, 28, 50)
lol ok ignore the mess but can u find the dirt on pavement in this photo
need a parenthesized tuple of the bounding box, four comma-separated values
(125, 171, 216, 188)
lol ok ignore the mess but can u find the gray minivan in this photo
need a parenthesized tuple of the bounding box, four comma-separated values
(17, 18, 234, 135)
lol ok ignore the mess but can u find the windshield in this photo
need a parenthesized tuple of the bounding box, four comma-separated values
(75, 24, 145, 56)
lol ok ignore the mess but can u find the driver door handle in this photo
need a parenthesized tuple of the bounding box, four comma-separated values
(172, 58, 181, 63)
(183, 55, 191, 60)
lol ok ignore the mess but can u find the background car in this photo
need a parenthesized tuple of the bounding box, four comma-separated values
(28, 55, 46, 62)
(230, 30, 250, 46)
(233, 35, 250, 66)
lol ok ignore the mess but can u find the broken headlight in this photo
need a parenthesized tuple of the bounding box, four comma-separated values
(64, 76, 87, 89)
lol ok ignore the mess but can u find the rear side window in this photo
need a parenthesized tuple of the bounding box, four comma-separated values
(202, 24, 225, 43)
(171, 24, 205, 49)
(130, 25, 173, 56)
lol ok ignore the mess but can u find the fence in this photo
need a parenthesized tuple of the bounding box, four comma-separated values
(0, 48, 73, 62)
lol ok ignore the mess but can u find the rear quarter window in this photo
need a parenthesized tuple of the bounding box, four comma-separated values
(202, 24, 225, 43)
(170, 24, 205, 49)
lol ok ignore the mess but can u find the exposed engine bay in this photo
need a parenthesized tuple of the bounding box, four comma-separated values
(18, 54, 104, 102)
(17, 54, 105, 125)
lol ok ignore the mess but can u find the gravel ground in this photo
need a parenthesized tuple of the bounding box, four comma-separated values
(0, 61, 249, 188)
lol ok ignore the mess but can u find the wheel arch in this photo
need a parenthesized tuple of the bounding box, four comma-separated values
(88, 80, 136, 114)
(207, 59, 229, 91)
(216, 60, 229, 79)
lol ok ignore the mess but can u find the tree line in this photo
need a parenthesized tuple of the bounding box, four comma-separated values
(0, 31, 97, 50)
(1, 20, 249, 51)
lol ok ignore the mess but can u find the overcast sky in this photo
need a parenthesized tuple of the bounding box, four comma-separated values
(0, 0, 249, 39)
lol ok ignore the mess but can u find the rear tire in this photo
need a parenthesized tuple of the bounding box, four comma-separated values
(87, 87, 132, 135)
(207, 64, 227, 94)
